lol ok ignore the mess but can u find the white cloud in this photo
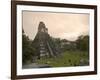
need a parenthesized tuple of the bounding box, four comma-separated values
(23, 11, 89, 41)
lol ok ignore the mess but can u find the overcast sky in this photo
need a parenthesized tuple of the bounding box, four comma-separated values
(22, 11, 89, 41)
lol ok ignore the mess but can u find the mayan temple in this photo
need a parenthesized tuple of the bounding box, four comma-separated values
(31, 21, 59, 59)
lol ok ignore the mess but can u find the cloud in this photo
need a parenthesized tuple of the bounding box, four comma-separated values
(23, 11, 89, 41)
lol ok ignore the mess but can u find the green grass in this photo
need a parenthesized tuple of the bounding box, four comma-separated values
(36, 50, 89, 67)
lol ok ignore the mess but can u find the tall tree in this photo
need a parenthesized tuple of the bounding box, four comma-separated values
(76, 35, 89, 51)
(22, 29, 36, 64)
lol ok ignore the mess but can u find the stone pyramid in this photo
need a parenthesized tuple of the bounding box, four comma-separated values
(32, 21, 59, 59)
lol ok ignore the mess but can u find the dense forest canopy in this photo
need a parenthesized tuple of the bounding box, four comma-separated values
(22, 29, 89, 64)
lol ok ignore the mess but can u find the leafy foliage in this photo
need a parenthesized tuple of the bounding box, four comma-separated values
(22, 30, 36, 64)
(22, 27, 89, 67)
(37, 51, 89, 67)
(76, 35, 89, 51)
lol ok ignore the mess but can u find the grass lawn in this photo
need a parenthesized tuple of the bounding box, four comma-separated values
(36, 50, 89, 67)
